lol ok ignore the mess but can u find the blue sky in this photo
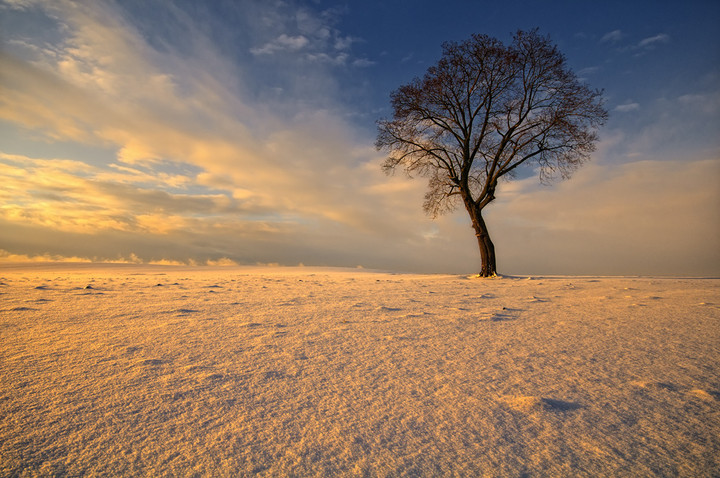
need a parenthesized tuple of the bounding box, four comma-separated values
(1, 0, 718, 275)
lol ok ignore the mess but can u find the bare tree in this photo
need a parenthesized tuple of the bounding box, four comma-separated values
(377, 30, 608, 276)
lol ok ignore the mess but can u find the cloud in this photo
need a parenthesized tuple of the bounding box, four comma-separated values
(613, 92, 720, 162)
(0, 249, 92, 263)
(352, 58, 376, 68)
(333, 35, 356, 51)
(205, 257, 239, 266)
(638, 34, 670, 48)
(0, 3, 365, 223)
(578, 66, 600, 76)
(0, 152, 241, 235)
(246, 2, 363, 66)
(0, 1, 447, 269)
(614, 102, 640, 112)
(250, 34, 309, 55)
(305, 51, 349, 65)
(601, 30, 623, 43)
(487, 158, 720, 276)
(0, 0, 36, 10)
(678, 91, 720, 115)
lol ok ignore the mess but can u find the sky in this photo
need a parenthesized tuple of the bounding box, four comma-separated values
(0, 0, 718, 275)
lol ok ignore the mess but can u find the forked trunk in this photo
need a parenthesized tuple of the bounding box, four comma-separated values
(471, 210, 497, 277)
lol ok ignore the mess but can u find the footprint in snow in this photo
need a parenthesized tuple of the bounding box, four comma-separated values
(279, 299, 301, 306)
(262, 370, 284, 380)
(489, 307, 522, 321)
(630, 380, 678, 390)
(139, 359, 166, 366)
(491, 313, 513, 321)
(176, 308, 200, 315)
(503, 395, 582, 413)
(167, 391, 191, 401)
(184, 365, 210, 374)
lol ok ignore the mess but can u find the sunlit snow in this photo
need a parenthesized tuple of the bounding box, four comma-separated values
(1, 264, 718, 476)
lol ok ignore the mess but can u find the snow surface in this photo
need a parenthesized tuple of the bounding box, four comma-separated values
(1, 263, 718, 477)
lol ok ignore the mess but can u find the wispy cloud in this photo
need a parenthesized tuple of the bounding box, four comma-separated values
(0, 0, 36, 10)
(0, 1, 440, 268)
(638, 33, 670, 48)
(678, 91, 720, 115)
(578, 66, 600, 76)
(250, 34, 309, 55)
(246, 2, 364, 66)
(0, 249, 93, 263)
(0, 152, 237, 235)
(601, 29, 623, 43)
(352, 58, 376, 68)
(614, 102, 640, 112)
(600, 30, 670, 55)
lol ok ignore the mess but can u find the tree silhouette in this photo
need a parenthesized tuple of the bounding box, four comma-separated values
(377, 30, 608, 276)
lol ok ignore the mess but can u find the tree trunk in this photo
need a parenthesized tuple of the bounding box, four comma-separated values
(471, 209, 497, 277)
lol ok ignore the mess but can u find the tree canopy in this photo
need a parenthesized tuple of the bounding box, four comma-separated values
(377, 30, 608, 276)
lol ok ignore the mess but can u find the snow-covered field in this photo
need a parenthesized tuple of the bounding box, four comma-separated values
(1, 263, 718, 477)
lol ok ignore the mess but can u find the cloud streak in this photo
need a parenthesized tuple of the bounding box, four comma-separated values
(638, 33, 670, 48)
(250, 34, 310, 55)
(601, 30, 623, 43)
(0, 0, 448, 269)
(614, 102, 640, 112)
(0, 1, 382, 224)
